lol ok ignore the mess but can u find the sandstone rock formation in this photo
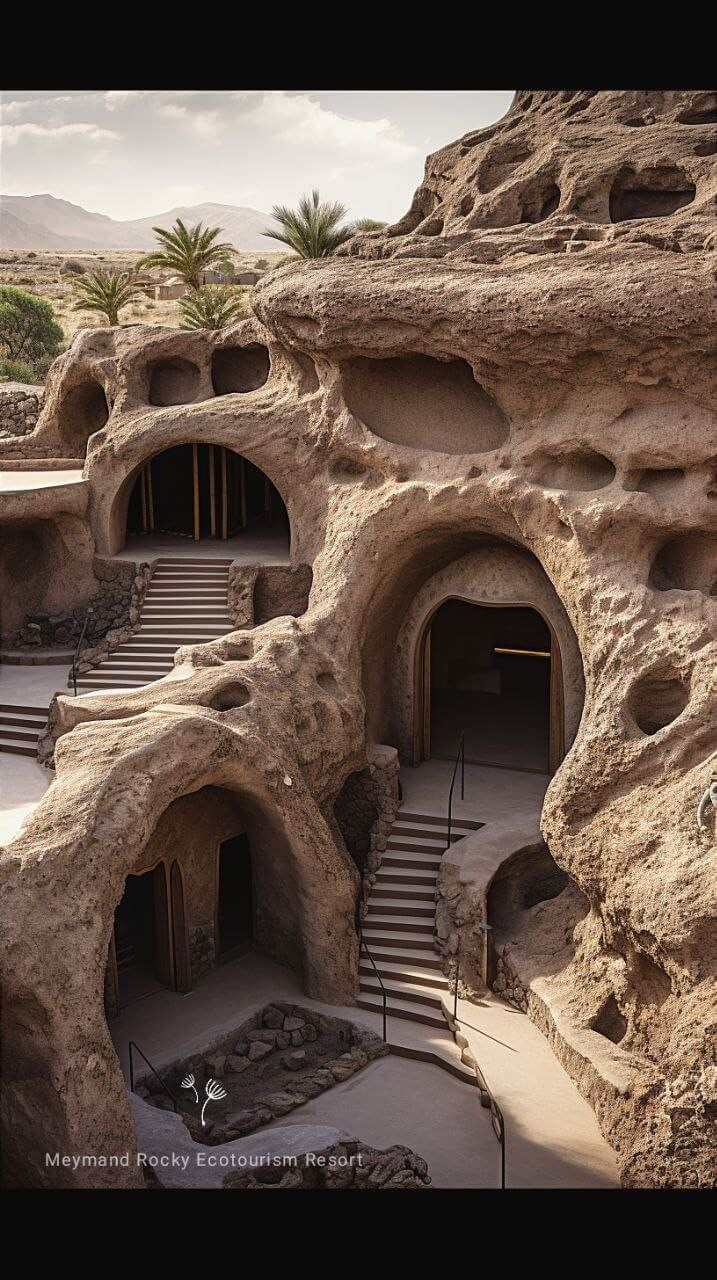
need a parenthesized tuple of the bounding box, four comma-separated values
(1, 89, 715, 1189)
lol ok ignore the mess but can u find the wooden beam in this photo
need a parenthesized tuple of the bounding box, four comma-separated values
(146, 463, 155, 531)
(240, 456, 247, 529)
(221, 447, 228, 540)
(209, 444, 216, 538)
(192, 443, 200, 541)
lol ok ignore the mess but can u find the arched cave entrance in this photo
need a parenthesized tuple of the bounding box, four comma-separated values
(107, 862, 176, 1012)
(414, 600, 562, 774)
(125, 443, 289, 547)
(216, 834, 254, 960)
(104, 784, 305, 1020)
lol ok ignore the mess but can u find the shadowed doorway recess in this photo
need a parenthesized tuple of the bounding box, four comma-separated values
(414, 600, 564, 774)
(127, 444, 288, 543)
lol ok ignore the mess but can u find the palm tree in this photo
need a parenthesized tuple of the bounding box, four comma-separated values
(139, 219, 234, 289)
(264, 189, 353, 259)
(179, 286, 247, 330)
(352, 218, 388, 233)
(71, 269, 144, 326)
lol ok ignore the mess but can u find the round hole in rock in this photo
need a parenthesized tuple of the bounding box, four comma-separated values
(625, 467, 685, 496)
(533, 449, 616, 492)
(590, 995, 627, 1044)
(694, 139, 717, 157)
(330, 454, 370, 482)
(317, 672, 340, 696)
(210, 683, 251, 712)
(59, 380, 109, 454)
(519, 183, 561, 223)
(418, 217, 444, 236)
(677, 105, 717, 125)
(478, 140, 534, 193)
(341, 354, 509, 454)
(148, 357, 200, 406)
(459, 194, 475, 217)
(628, 669, 690, 735)
(609, 167, 696, 221)
(649, 532, 717, 595)
(211, 344, 270, 395)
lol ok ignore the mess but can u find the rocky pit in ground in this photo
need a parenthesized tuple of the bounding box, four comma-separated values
(138, 1003, 388, 1143)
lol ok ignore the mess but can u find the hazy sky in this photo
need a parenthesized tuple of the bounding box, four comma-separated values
(0, 89, 515, 222)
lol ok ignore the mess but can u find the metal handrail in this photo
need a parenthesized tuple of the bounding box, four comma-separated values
(353, 911, 386, 1039)
(70, 607, 93, 696)
(446, 730, 466, 851)
(477, 1066, 506, 1190)
(445, 731, 506, 1188)
(128, 1040, 179, 1112)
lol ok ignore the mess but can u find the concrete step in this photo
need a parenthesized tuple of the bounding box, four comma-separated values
(357, 992, 447, 1029)
(140, 610, 233, 620)
(387, 837, 446, 853)
(88, 670, 166, 680)
(0, 725, 40, 742)
(363, 915, 434, 934)
(375, 867, 438, 885)
(362, 943, 444, 969)
(75, 677, 150, 690)
(144, 592, 228, 602)
(96, 656, 172, 669)
(0, 712, 48, 729)
(370, 885, 436, 902)
(361, 927, 436, 951)
(0, 737, 37, 756)
(359, 958, 448, 990)
(0, 702, 49, 717)
(382, 851, 443, 870)
(133, 626, 230, 637)
(391, 825, 463, 845)
(398, 810, 483, 832)
(359, 976, 445, 1010)
(365, 899, 434, 917)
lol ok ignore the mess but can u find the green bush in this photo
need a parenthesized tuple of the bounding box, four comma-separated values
(0, 287, 63, 377)
(0, 358, 36, 383)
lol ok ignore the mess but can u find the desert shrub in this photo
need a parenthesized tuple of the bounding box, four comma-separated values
(0, 287, 64, 373)
(0, 358, 36, 383)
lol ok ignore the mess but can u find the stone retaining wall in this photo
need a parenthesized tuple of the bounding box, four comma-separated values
(0, 383, 44, 439)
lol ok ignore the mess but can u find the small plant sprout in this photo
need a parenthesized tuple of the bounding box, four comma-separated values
(180, 1073, 199, 1104)
(201, 1078, 227, 1126)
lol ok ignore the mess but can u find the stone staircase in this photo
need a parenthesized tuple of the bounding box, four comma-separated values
(358, 809, 483, 1028)
(0, 703, 50, 756)
(75, 558, 234, 692)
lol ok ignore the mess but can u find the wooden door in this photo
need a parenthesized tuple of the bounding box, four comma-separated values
(170, 861, 192, 992)
(152, 863, 173, 989)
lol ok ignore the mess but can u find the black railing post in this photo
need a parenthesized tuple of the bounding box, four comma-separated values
(71, 606, 93, 697)
(453, 947, 460, 1021)
(358, 928, 387, 1042)
(127, 1039, 179, 1112)
(460, 734, 465, 801)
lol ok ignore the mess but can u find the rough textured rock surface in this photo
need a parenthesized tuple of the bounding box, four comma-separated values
(1, 90, 715, 1189)
(224, 1138, 430, 1189)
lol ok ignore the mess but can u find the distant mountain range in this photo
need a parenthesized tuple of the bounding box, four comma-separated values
(0, 195, 283, 252)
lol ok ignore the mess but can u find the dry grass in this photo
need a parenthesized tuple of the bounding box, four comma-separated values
(0, 248, 287, 344)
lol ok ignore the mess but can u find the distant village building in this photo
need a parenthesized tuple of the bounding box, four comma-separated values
(235, 270, 261, 286)
(154, 276, 187, 300)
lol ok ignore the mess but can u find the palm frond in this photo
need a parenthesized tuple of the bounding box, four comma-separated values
(137, 219, 234, 287)
(264, 189, 352, 258)
(71, 269, 143, 325)
(179, 285, 247, 330)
